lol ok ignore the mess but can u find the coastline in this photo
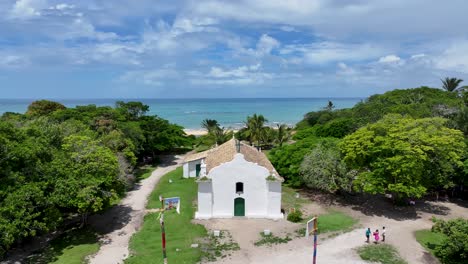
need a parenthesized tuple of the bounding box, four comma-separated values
(183, 128, 241, 136)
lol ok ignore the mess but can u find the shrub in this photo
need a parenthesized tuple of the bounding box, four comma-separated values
(431, 218, 468, 264)
(287, 210, 303, 223)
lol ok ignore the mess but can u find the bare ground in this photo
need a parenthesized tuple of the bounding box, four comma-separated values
(196, 193, 468, 264)
(87, 155, 185, 264)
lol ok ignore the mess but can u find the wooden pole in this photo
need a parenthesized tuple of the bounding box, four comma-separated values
(313, 217, 318, 264)
(159, 196, 167, 264)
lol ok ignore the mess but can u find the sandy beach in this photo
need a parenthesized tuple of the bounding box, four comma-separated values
(184, 128, 240, 136)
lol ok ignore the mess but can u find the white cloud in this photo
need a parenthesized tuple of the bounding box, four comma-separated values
(256, 34, 280, 55)
(192, 64, 273, 85)
(281, 42, 385, 64)
(410, 54, 426, 59)
(435, 41, 468, 73)
(0, 55, 30, 68)
(9, 0, 47, 19)
(378, 54, 401, 63)
(119, 67, 179, 86)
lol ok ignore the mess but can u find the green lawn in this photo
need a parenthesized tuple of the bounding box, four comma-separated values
(317, 211, 358, 234)
(125, 167, 207, 264)
(357, 244, 407, 264)
(415, 229, 447, 257)
(26, 228, 99, 264)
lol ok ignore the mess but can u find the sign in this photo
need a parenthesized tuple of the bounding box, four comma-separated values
(164, 197, 180, 214)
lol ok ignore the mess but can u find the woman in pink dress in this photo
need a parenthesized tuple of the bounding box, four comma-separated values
(373, 229, 380, 243)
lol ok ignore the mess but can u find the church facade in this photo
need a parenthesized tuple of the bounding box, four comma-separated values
(183, 139, 283, 219)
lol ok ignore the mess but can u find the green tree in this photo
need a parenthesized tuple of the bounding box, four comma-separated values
(275, 124, 290, 147)
(26, 100, 66, 117)
(49, 135, 123, 225)
(441, 77, 464, 92)
(244, 114, 268, 146)
(300, 140, 353, 193)
(201, 119, 220, 133)
(115, 101, 149, 120)
(340, 114, 466, 199)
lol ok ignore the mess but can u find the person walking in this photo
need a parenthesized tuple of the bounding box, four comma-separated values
(365, 228, 371, 243)
(373, 229, 380, 243)
(382, 226, 386, 242)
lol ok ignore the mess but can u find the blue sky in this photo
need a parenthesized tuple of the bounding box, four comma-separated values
(1, 0, 468, 98)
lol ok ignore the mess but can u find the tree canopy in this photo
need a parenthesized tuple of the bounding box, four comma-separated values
(340, 114, 466, 199)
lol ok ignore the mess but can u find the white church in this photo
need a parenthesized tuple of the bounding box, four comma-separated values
(183, 138, 283, 219)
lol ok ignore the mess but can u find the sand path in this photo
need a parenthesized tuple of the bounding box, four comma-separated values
(199, 199, 468, 264)
(88, 155, 185, 264)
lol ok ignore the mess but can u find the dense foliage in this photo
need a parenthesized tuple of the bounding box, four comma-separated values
(270, 87, 468, 198)
(431, 218, 468, 263)
(0, 101, 191, 258)
(341, 114, 466, 199)
(300, 139, 354, 193)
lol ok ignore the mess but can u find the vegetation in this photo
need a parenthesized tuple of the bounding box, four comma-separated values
(25, 228, 99, 264)
(0, 101, 192, 259)
(286, 210, 303, 223)
(357, 244, 407, 264)
(415, 229, 447, 258)
(300, 139, 354, 193)
(317, 211, 357, 234)
(201, 231, 240, 262)
(426, 218, 468, 264)
(126, 167, 207, 264)
(254, 232, 292, 247)
(341, 114, 466, 200)
(441, 77, 464, 92)
(269, 86, 467, 201)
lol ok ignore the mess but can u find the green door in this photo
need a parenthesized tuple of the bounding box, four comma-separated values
(195, 164, 201, 177)
(234, 198, 245, 216)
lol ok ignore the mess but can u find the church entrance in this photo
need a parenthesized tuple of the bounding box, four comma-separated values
(234, 197, 245, 216)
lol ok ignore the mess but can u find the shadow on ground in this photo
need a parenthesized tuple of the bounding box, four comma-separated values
(300, 190, 451, 221)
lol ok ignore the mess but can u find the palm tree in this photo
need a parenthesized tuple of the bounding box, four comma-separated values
(441, 77, 464, 92)
(201, 119, 220, 133)
(244, 114, 268, 147)
(275, 124, 290, 147)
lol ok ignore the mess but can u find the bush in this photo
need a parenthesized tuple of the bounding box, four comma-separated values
(287, 210, 303, 223)
(431, 218, 468, 264)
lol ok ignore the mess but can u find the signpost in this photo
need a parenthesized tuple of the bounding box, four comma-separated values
(306, 217, 318, 264)
(158, 195, 181, 264)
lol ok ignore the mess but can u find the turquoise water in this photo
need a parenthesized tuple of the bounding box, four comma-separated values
(0, 98, 362, 129)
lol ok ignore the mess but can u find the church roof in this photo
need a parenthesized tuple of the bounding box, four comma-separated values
(185, 138, 283, 180)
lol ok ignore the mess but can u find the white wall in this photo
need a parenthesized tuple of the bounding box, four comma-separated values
(197, 153, 282, 219)
(195, 181, 213, 219)
(183, 159, 202, 178)
(267, 181, 283, 218)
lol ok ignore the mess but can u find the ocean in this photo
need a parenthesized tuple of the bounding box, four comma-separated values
(0, 98, 362, 129)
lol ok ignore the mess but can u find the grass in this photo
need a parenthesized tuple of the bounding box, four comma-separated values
(316, 211, 358, 234)
(282, 186, 307, 211)
(415, 229, 447, 257)
(254, 232, 292, 247)
(126, 167, 207, 264)
(134, 164, 158, 181)
(357, 244, 407, 264)
(26, 228, 99, 264)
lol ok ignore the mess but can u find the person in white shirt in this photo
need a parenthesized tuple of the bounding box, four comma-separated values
(382, 226, 386, 242)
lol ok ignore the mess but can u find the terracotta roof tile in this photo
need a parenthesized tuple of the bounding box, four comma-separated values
(204, 138, 283, 180)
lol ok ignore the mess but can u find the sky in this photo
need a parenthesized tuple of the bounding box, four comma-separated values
(1, 0, 468, 99)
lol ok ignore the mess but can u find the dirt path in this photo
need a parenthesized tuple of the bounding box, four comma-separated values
(88, 155, 185, 264)
(198, 199, 468, 264)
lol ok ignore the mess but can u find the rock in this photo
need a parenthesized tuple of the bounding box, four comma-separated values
(213, 230, 221, 237)
(264, 229, 271, 236)
(191, 244, 199, 248)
